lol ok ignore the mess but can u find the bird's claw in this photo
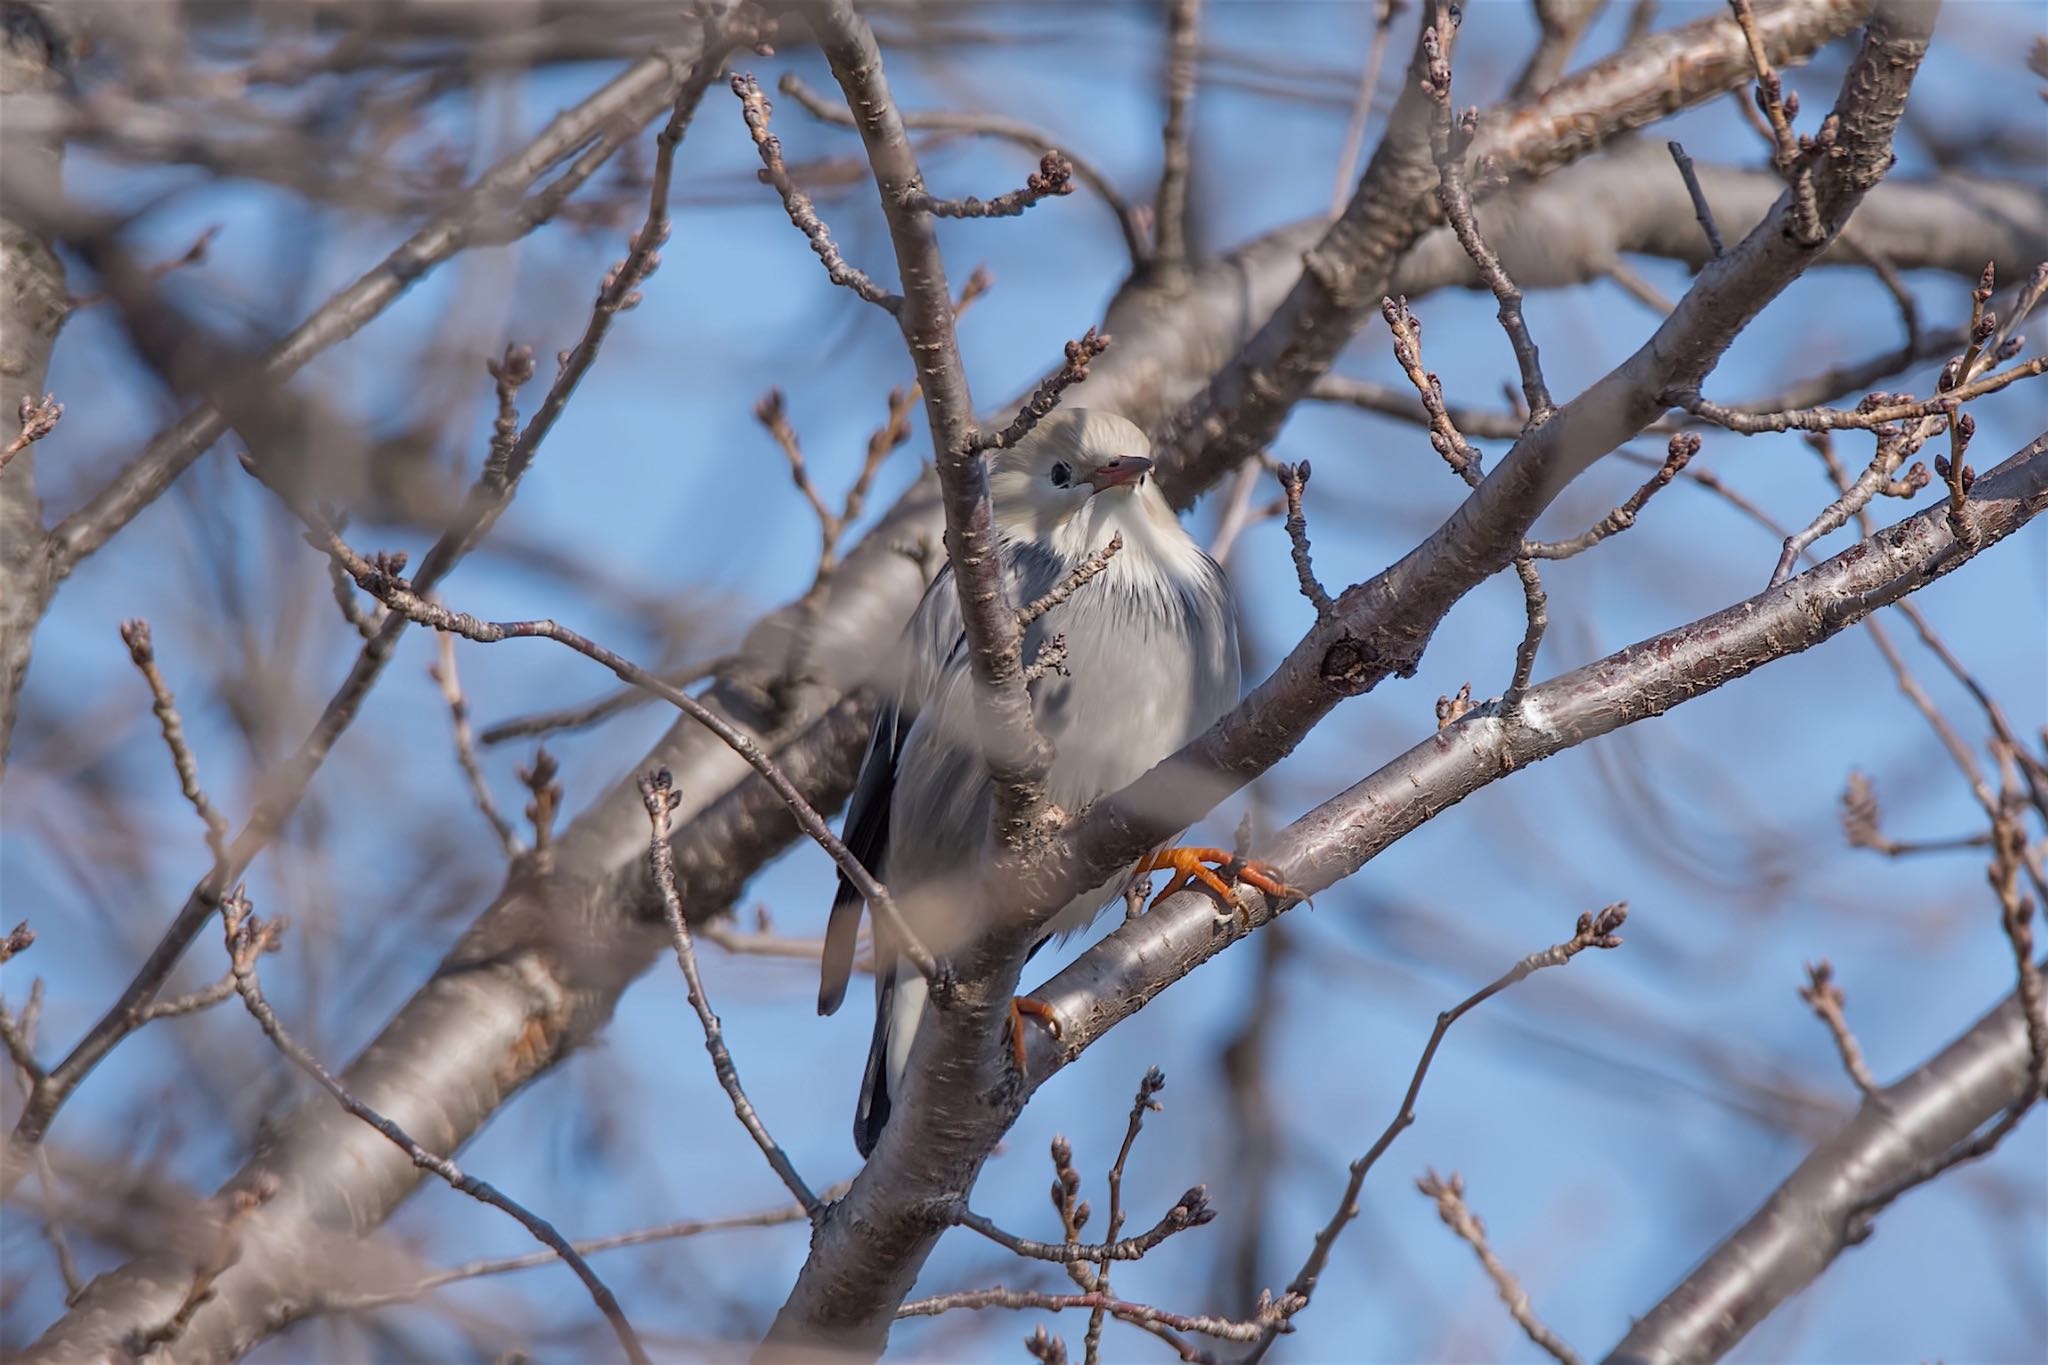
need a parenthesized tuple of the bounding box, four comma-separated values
(1138, 846, 1303, 926)
(1008, 995, 1062, 1075)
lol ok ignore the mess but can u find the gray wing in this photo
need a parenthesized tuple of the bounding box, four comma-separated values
(817, 563, 964, 1015)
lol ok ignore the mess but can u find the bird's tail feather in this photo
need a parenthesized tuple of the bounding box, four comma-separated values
(854, 963, 927, 1158)
(818, 880, 864, 1016)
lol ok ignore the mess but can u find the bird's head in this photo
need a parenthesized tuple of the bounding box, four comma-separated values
(989, 409, 1183, 564)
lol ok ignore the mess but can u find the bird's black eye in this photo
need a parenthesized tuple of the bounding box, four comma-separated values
(1049, 460, 1072, 488)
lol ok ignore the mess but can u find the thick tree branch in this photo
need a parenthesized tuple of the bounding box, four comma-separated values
(1037, 430, 2045, 1100)
(1155, 0, 1876, 505)
(1605, 961, 2047, 1365)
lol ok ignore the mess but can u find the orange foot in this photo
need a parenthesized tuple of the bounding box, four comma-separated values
(1137, 846, 1303, 920)
(1008, 995, 1063, 1075)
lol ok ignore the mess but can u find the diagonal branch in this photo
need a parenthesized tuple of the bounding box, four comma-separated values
(806, 0, 1053, 850)
(1608, 950, 2048, 1363)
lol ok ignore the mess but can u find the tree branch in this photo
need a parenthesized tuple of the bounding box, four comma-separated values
(807, 0, 1052, 850)
(1606, 956, 2047, 1364)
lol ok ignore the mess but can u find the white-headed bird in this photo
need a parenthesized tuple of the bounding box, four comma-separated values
(817, 408, 1289, 1157)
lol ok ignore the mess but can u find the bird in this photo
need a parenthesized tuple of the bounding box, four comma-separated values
(816, 406, 1294, 1157)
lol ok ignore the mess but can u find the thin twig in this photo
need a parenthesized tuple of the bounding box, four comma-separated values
(640, 770, 822, 1215)
(1331, 1, 1398, 218)
(1504, 558, 1548, 712)
(951, 1186, 1213, 1266)
(315, 1190, 843, 1312)
(755, 388, 843, 573)
(1523, 432, 1700, 559)
(1729, 0, 1820, 244)
(1416, 1170, 1581, 1365)
(1152, 0, 1203, 273)
(1087, 1067, 1169, 1362)
(1798, 960, 1880, 1098)
(1672, 356, 2046, 434)
(1309, 374, 1523, 441)
(1380, 295, 1548, 708)
(119, 621, 229, 862)
(902, 151, 1074, 219)
(429, 632, 522, 858)
(214, 890, 651, 1365)
(1018, 535, 1123, 631)
(0, 393, 62, 475)
(774, 73, 1148, 266)
(731, 72, 901, 313)
(897, 1287, 1265, 1344)
(1275, 462, 1333, 619)
(972, 329, 1113, 453)
(477, 655, 737, 746)
(1665, 140, 1725, 257)
(1424, 3, 1553, 425)
(1245, 904, 1627, 1360)
(1840, 772, 1991, 859)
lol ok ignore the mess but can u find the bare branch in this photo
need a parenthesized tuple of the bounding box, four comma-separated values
(315, 1190, 842, 1314)
(1513, 0, 1607, 100)
(478, 655, 737, 747)
(429, 633, 522, 859)
(640, 771, 821, 1215)
(1612, 956, 2047, 1362)
(903, 151, 1074, 219)
(774, 72, 1147, 266)
(1247, 905, 1626, 1356)
(809, 0, 1053, 847)
(1667, 139, 1726, 256)
(1424, 3, 1554, 425)
(0, 392, 61, 475)
(1017, 534, 1123, 632)
(973, 328, 1113, 453)
(1152, 0, 1203, 273)
(1275, 461, 1333, 619)
(118, 620, 229, 862)
(1086, 1066, 1170, 1359)
(1417, 1170, 1581, 1365)
(213, 890, 651, 1365)
(1799, 960, 1881, 1097)
(1524, 432, 1700, 559)
(731, 72, 901, 313)
(896, 1287, 1265, 1345)
(1674, 355, 2046, 433)
(1329, 0, 1397, 218)
(951, 1186, 1214, 1266)
(1730, 0, 1822, 244)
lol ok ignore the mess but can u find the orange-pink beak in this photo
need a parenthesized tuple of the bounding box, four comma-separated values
(1086, 455, 1153, 492)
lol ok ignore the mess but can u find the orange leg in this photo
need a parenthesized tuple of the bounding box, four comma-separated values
(1008, 996, 1063, 1074)
(1136, 846, 1303, 916)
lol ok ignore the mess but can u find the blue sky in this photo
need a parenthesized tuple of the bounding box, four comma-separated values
(3, 2, 2044, 1360)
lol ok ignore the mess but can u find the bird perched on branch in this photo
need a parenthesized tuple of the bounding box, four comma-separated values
(817, 407, 1294, 1157)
